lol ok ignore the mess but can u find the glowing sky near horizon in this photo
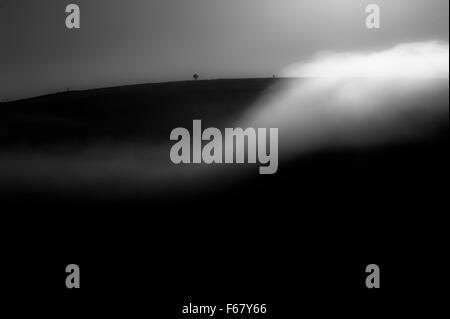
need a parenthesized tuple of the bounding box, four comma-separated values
(282, 41, 449, 79)
(0, 0, 448, 100)
(243, 40, 449, 157)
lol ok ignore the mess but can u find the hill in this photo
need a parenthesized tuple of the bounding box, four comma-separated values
(0, 78, 447, 201)
(0, 78, 281, 147)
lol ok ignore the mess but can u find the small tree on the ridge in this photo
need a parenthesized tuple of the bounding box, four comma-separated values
(193, 73, 199, 80)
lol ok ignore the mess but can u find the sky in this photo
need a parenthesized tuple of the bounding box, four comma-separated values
(0, 0, 448, 100)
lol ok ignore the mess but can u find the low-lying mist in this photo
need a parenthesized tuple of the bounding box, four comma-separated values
(0, 41, 448, 197)
(242, 41, 449, 158)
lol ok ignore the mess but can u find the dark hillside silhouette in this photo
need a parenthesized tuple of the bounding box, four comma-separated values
(0, 78, 282, 148)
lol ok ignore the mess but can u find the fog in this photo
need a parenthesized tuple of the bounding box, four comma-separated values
(243, 41, 449, 157)
(1, 41, 448, 196)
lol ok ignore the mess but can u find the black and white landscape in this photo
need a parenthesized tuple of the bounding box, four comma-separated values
(0, 0, 448, 317)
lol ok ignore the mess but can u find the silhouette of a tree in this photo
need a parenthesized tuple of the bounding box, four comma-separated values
(193, 74, 199, 80)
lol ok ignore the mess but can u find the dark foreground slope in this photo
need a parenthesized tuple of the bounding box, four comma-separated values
(0, 79, 277, 147)
(1, 78, 448, 316)
(0, 78, 447, 200)
(0, 78, 281, 197)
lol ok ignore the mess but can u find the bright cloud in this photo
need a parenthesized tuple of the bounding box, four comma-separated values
(242, 41, 449, 158)
(282, 41, 449, 79)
